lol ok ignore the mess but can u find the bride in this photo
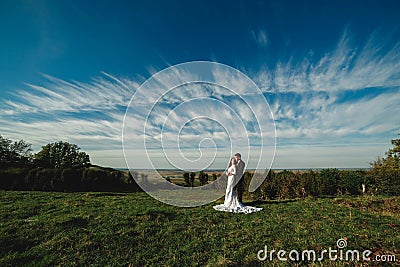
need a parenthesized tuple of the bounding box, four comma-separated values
(213, 157, 262, 213)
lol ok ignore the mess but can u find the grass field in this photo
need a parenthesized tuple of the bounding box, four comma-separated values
(1, 191, 399, 266)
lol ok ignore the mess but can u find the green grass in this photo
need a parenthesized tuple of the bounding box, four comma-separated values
(1, 191, 399, 266)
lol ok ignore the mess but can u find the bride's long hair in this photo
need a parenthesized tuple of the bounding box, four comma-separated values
(228, 157, 237, 168)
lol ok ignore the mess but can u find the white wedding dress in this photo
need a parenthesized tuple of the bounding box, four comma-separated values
(213, 165, 262, 214)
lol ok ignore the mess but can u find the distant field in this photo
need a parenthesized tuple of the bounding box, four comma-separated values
(139, 169, 225, 186)
(1, 191, 399, 266)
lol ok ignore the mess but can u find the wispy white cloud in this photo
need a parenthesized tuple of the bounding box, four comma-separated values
(257, 30, 400, 92)
(270, 87, 400, 150)
(252, 29, 269, 47)
(1, 30, 399, 169)
(0, 74, 138, 161)
(256, 30, 400, 149)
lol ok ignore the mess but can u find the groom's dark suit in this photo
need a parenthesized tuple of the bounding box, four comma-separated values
(234, 159, 245, 202)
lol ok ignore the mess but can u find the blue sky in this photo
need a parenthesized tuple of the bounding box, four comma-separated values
(1, 0, 400, 169)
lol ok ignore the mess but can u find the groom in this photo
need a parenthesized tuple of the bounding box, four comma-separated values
(234, 153, 245, 202)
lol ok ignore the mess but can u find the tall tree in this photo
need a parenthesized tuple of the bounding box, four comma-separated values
(0, 135, 32, 167)
(371, 133, 400, 195)
(190, 172, 195, 187)
(183, 172, 190, 187)
(372, 133, 400, 169)
(199, 171, 208, 185)
(34, 141, 90, 168)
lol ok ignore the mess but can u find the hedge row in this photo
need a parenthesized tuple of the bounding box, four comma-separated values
(1, 167, 399, 198)
(245, 168, 400, 200)
(0, 167, 142, 192)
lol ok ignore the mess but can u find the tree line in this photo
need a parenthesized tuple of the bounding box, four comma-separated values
(180, 134, 400, 198)
(250, 167, 399, 200)
(250, 134, 400, 199)
(0, 136, 142, 192)
(0, 136, 90, 169)
(182, 171, 211, 187)
(0, 166, 142, 192)
(1, 133, 399, 197)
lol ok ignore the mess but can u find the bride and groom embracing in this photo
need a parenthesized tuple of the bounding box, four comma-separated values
(213, 153, 262, 214)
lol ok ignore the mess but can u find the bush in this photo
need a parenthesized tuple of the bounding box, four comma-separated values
(0, 168, 30, 190)
(183, 172, 190, 187)
(242, 172, 252, 192)
(190, 172, 195, 187)
(252, 169, 363, 200)
(370, 168, 400, 196)
(275, 170, 298, 199)
(36, 169, 62, 191)
(125, 171, 142, 192)
(83, 168, 108, 191)
(62, 168, 84, 191)
(253, 170, 303, 200)
(300, 170, 322, 197)
(319, 169, 340, 196)
(82, 168, 129, 192)
(252, 171, 272, 200)
(199, 171, 208, 185)
(338, 170, 365, 195)
(25, 169, 38, 190)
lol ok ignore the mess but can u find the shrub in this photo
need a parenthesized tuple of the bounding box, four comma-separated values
(35, 169, 62, 191)
(190, 172, 195, 187)
(0, 168, 29, 190)
(198, 171, 208, 185)
(183, 172, 190, 187)
(370, 168, 400, 196)
(252, 171, 272, 200)
(338, 170, 365, 195)
(274, 170, 298, 199)
(125, 171, 142, 192)
(62, 168, 84, 191)
(83, 168, 108, 191)
(319, 169, 340, 196)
